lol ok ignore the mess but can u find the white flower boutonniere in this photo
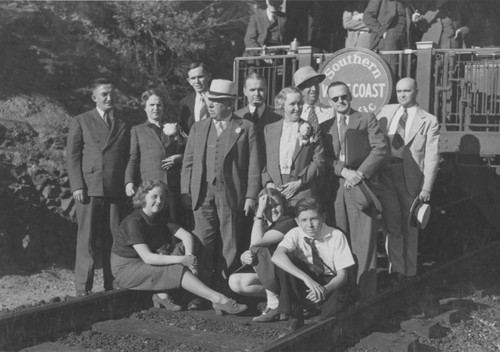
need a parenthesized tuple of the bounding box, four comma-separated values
(298, 122, 315, 146)
(235, 127, 243, 134)
(163, 123, 177, 136)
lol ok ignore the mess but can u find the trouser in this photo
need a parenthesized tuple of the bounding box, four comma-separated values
(334, 179, 378, 300)
(276, 254, 352, 319)
(193, 182, 240, 291)
(75, 196, 123, 292)
(380, 163, 419, 276)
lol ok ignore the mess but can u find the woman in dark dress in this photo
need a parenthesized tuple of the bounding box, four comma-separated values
(111, 180, 247, 315)
(228, 188, 296, 322)
(125, 90, 188, 226)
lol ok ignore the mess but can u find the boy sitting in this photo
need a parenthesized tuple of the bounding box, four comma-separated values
(272, 197, 355, 330)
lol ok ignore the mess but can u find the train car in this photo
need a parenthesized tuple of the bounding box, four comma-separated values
(233, 42, 500, 260)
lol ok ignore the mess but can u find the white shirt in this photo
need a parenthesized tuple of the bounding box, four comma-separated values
(96, 107, 113, 125)
(279, 121, 299, 175)
(278, 224, 355, 276)
(388, 104, 418, 158)
(194, 93, 208, 122)
(336, 113, 350, 162)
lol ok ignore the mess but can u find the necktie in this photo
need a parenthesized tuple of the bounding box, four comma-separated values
(215, 121, 226, 137)
(304, 237, 325, 276)
(392, 108, 407, 150)
(251, 108, 259, 123)
(103, 111, 112, 129)
(338, 115, 347, 157)
(308, 106, 319, 126)
(198, 95, 208, 121)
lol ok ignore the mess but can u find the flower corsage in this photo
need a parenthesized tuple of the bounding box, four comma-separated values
(298, 122, 315, 146)
(163, 122, 188, 142)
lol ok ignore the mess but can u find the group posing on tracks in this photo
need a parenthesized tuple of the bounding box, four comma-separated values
(66, 57, 439, 332)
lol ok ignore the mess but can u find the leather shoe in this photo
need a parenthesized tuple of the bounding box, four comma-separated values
(213, 299, 248, 315)
(152, 293, 182, 311)
(75, 290, 89, 297)
(252, 307, 282, 322)
(187, 298, 204, 311)
(287, 317, 304, 331)
(390, 272, 407, 288)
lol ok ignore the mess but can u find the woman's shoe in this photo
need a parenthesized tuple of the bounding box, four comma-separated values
(152, 293, 182, 311)
(252, 307, 281, 322)
(212, 299, 248, 315)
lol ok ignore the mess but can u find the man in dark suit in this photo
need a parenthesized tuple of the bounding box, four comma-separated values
(181, 79, 261, 291)
(179, 62, 212, 135)
(244, 0, 289, 51)
(235, 72, 281, 146)
(363, 0, 418, 52)
(321, 81, 387, 300)
(66, 78, 130, 296)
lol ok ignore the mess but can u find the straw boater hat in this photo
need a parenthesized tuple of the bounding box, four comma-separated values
(350, 181, 382, 213)
(293, 66, 326, 89)
(206, 79, 238, 100)
(408, 197, 431, 229)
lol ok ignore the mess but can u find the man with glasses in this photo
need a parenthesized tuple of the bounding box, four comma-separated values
(321, 81, 387, 300)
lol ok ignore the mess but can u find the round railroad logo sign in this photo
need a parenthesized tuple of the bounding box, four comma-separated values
(318, 48, 393, 115)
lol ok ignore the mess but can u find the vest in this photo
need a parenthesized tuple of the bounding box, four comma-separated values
(205, 122, 229, 185)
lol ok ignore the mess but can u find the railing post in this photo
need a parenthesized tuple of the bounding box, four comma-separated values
(415, 41, 436, 113)
(297, 46, 313, 71)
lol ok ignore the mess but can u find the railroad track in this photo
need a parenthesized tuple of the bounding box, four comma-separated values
(2, 240, 499, 352)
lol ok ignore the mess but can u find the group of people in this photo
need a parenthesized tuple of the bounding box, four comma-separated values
(244, 0, 469, 55)
(66, 60, 439, 331)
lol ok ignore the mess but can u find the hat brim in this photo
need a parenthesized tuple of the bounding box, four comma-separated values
(351, 181, 382, 213)
(206, 93, 238, 100)
(296, 73, 326, 89)
(409, 197, 431, 229)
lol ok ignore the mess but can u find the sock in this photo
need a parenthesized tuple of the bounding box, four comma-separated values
(266, 290, 279, 309)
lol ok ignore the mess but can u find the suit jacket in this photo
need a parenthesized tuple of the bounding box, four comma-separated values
(377, 104, 440, 195)
(363, 0, 414, 50)
(124, 122, 186, 190)
(181, 115, 261, 211)
(66, 108, 130, 197)
(244, 9, 288, 49)
(322, 110, 387, 180)
(262, 119, 324, 200)
(235, 105, 282, 137)
(418, 6, 469, 49)
(179, 92, 199, 135)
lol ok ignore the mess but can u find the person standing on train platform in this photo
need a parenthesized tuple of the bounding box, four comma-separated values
(66, 78, 130, 297)
(320, 81, 387, 300)
(343, 1, 371, 49)
(179, 62, 212, 135)
(293, 66, 332, 128)
(181, 79, 261, 295)
(376, 77, 439, 284)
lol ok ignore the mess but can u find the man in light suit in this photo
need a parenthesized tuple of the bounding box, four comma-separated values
(179, 62, 212, 135)
(66, 78, 130, 296)
(377, 77, 439, 282)
(181, 79, 261, 291)
(321, 81, 387, 300)
(244, 0, 289, 51)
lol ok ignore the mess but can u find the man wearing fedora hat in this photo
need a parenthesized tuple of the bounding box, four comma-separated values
(293, 66, 333, 127)
(376, 77, 439, 282)
(321, 81, 387, 300)
(181, 79, 261, 293)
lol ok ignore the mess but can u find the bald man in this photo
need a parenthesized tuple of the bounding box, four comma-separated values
(376, 78, 440, 283)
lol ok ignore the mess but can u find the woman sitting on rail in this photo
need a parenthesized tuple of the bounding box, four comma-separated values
(228, 188, 296, 322)
(111, 180, 247, 315)
(262, 86, 324, 210)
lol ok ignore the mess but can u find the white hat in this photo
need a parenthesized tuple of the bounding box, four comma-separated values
(206, 79, 238, 99)
(409, 197, 431, 229)
(293, 66, 326, 88)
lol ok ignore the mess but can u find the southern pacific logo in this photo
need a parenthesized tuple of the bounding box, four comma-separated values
(318, 48, 393, 114)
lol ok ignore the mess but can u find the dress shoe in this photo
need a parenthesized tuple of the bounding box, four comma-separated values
(252, 307, 284, 322)
(75, 290, 90, 297)
(152, 293, 182, 311)
(287, 317, 304, 331)
(390, 272, 407, 288)
(187, 298, 205, 311)
(213, 299, 248, 315)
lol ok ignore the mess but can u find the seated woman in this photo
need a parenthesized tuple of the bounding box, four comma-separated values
(262, 86, 324, 210)
(228, 188, 296, 322)
(111, 180, 247, 315)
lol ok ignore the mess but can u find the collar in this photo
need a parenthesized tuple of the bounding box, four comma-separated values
(139, 209, 157, 226)
(299, 224, 331, 242)
(96, 106, 113, 119)
(249, 104, 266, 116)
(399, 104, 418, 116)
(147, 120, 162, 128)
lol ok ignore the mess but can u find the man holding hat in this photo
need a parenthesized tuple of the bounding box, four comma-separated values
(321, 81, 387, 300)
(376, 77, 439, 283)
(293, 66, 332, 126)
(181, 79, 261, 293)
